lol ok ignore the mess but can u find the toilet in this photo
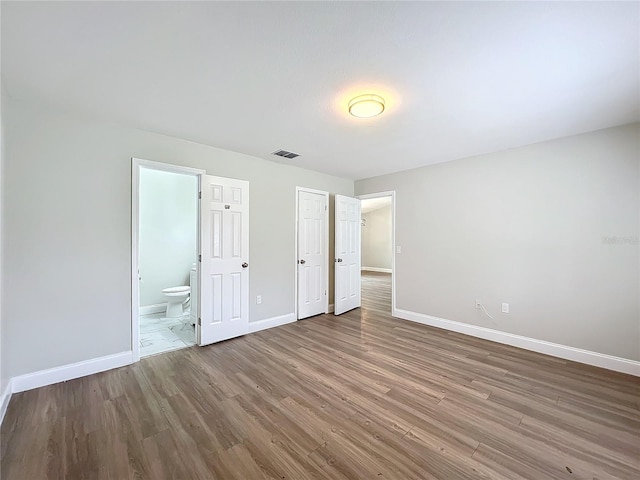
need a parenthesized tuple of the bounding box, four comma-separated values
(162, 286, 190, 318)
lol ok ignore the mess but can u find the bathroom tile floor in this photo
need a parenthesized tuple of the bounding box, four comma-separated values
(140, 312, 196, 357)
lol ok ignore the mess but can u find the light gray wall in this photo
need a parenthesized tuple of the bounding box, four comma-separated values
(2, 98, 353, 378)
(0, 83, 6, 396)
(362, 205, 392, 270)
(356, 124, 640, 361)
(139, 168, 197, 306)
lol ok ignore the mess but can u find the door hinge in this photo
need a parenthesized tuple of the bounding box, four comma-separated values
(199, 254, 202, 262)
(325, 205, 327, 211)
(198, 317, 202, 326)
(198, 191, 202, 199)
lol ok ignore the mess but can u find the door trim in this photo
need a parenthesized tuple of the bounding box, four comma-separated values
(131, 157, 205, 362)
(294, 187, 330, 319)
(357, 191, 396, 317)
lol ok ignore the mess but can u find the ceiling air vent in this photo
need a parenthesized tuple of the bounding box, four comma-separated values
(272, 149, 300, 159)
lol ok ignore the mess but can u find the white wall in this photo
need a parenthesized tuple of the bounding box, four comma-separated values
(356, 124, 640, 361)
(139, 168, 197, 306)
(2, 98, 353, 379)
(362, 204, 392, 270)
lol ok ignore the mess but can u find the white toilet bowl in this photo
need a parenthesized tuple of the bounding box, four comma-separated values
(162, 286, 190, 318)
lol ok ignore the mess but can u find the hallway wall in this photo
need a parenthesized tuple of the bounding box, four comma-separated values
(361, 204, 392, 271)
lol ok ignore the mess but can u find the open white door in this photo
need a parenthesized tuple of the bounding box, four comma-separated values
(199, 175, 249, 345)
(297, 189, 328, 319)
(334, 194, 361, 315)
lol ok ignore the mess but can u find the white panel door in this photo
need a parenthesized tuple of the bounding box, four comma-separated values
(199, 175, 249, 345)
(334, 194, 361, 315)
(297, 190, 327, 319)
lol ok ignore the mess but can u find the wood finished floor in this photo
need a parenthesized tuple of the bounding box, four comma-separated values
(2, 272, 639, 479)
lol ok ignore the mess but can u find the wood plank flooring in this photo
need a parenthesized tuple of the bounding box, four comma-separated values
(2, 272, 639, 479)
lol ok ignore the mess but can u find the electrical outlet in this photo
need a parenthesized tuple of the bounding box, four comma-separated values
(475, 300, 481, 309)
(256, 295, 262, 305)
(501, 303, 509, 313)
(396, 245, 402, 254)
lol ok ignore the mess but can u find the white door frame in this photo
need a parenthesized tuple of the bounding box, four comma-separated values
(294, 186, 330, 319)
(131, 157, 205, 362)
(357, 191, 397, 317)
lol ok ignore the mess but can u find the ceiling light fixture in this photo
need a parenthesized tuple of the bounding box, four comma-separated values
(348, 94, 385, 118)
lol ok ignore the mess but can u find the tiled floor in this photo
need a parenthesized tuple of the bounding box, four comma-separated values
(140, 312, 196, 357)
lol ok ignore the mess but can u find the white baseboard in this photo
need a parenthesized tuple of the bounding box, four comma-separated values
(247, 313, 296, 334)
(0, 379, 13, 426)
(393, 308, 640, 377)
(5, 311, 297, 401)
(139, 303, 167, 315)
(327, 304, 334, 313)
(361, 267, 392, 273)
(11, 351, 134, 394)
(0, 309, 298, 426)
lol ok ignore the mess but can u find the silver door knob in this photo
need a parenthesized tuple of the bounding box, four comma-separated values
(299, 259, 306, 264)
(335, 258, 343, 263)
(242, 262, 248, 268)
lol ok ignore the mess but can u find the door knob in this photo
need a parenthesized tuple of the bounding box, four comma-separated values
(299, 259, 306, 264)
(335, 258, 343, 263)
(242, 262, 248, 268)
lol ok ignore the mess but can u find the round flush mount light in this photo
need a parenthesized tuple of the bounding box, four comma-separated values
(348, 94, 385, 118)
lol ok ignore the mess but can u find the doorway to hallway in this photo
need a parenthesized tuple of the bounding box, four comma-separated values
(358, 191, 396, 317)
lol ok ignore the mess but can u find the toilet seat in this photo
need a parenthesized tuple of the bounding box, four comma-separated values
(162, 286, 190, 296)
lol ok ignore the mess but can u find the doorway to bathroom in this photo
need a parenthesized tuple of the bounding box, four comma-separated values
(133, 160, 203, 358)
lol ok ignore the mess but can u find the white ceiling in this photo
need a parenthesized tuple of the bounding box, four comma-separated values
(2, 2, 638, 180)
(361, 196, 392, 214)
